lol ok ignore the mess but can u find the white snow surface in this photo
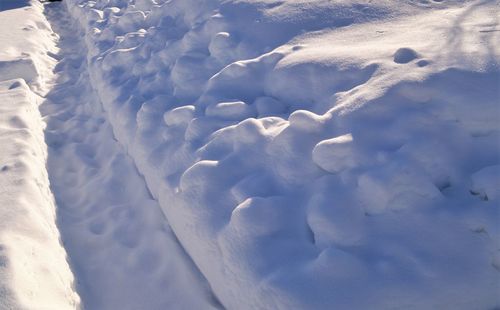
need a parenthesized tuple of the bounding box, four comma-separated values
(60, 0, 499, 308)
(40, 4, 219, 309)
(1, 1, 218, 309)
(0, 78, 80, 309)
(0, 0, 499, 308)
(0, 2, 79, 308)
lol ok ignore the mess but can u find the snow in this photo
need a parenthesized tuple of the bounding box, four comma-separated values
(61, 0, 499, 308)
(0, 2, 79, 308)
(0, 78, 79, 309)
(40, 5, 218, 308)
(1, 0, 499, 308)
(1, 1, 218, 309)
(471, 165, 500, 201)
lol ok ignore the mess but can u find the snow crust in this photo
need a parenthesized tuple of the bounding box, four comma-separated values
(63, 0, 499, 308)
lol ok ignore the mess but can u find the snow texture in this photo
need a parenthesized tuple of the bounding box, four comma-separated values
(60, 0, 500, 308)
(1, 1, 218, 309)
(39, 4, 219, 308)
(0, 2, 79, 307)
(0, 0, 498, 308)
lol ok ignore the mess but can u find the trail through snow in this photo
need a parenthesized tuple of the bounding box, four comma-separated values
(1, 0, 497, 308)
(40, 3, 220, 309)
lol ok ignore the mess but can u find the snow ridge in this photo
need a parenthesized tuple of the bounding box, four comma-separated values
(40, 3, 221, 309)
(0, 1, 79, 308)
(64, 0, 499, 309)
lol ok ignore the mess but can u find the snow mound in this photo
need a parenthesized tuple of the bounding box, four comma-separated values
(0, 78, 79, 309)
(0, 2, 79, 308)
(64, 0, 499, 308)
(393, 47, 419, 64)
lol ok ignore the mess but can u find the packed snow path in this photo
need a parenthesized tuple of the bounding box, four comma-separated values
(40, 3, 220, 309)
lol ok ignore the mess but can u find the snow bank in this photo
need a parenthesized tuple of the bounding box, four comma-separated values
(64, 0, 499, 308)
(39, 4, 221, 307)
(0, 2, 79, 308)
(0, 80, 79, 309)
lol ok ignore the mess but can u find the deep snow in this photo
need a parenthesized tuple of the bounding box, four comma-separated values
(1, 1, 217, 309)
(0, 2, 79, 308)
(0, 0, 499, 309)
(63, 0, 499, 308)
(40, 4, 219, 309)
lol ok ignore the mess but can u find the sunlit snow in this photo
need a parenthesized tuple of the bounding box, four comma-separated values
(0, 0, 498, 309)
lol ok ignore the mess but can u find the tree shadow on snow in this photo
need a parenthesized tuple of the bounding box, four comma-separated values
(439, 0, 499, 68)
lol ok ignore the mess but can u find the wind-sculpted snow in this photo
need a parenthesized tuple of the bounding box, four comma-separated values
(65, 0, 499, 308)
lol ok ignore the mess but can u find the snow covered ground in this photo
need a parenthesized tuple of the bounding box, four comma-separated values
(0, 0, 499, 308)
(1, 1, 217, 309)
(0, 2, 78, 308)
(40, 4, 219, 309)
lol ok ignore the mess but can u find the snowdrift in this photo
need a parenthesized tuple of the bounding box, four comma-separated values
(64, 0, 499, 308)
(0, 2, 79, 308)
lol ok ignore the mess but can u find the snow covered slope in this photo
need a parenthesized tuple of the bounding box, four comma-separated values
(63, 0, 499, 308)
(0, 2, 79, 308)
